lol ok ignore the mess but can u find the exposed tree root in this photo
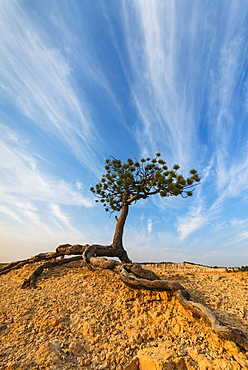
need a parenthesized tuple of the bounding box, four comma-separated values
(0, 243, 121, 276)
(176, 290, 248, 351)
(0, 252, 60, 275)
(21, 256, 83, 289)
(118, 265, 189, 298)
(1, 243, 248, 351)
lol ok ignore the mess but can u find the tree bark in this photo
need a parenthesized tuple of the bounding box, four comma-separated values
(111, 190, 132, 263)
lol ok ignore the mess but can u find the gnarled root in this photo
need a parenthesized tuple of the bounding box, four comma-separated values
(118, 264, 189, 297)
(0, 252, 60, 276)
(176, 290, 248, 351)
(21, 256, 83, 289)
(0, 243, 123, 276)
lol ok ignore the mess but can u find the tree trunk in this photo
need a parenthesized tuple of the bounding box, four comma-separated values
(111, 191, 132, 263)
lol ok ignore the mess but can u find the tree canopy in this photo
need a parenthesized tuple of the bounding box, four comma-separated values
(90, 153, 200, 213)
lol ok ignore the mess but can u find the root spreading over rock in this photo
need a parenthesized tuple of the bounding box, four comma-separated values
(1, 244, 248, 369)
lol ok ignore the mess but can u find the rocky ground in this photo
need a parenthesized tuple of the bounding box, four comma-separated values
(0, 260, 247, 369)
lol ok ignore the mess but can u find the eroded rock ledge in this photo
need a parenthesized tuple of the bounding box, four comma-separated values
(0, 260, 247, 369)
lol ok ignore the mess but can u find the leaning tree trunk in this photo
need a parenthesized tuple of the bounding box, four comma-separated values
(111, 193, 132, 263)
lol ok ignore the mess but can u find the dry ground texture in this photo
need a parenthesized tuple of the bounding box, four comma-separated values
(0, 260, 247, 369)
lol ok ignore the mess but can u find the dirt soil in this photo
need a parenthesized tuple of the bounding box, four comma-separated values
(0, 260, 247, 369)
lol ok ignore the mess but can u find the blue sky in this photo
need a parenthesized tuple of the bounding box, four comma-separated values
(0, 0, 248, 266)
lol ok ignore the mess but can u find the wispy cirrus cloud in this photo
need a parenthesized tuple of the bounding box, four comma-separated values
(208, 31, 248, 196)
(120, 0, 248, 243)
(122, 0, 248, 186)
(49, 203, 77, 231)
(0, 125, 93, 207)
(0, 205, 25, 225)
(236, 231, 248, 241)
(147, 218, 153, 235)
(0, 0, 103, 175)
(1, 0, 248, 267)
(176, 192, 209, 241)
(0, 124, 94, 260)
(121, 0, 208, 168)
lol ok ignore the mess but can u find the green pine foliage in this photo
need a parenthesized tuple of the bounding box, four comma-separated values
(90, 154, 200, 213)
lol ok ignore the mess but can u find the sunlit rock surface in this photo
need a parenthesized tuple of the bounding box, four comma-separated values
(0, 261, 247, 369)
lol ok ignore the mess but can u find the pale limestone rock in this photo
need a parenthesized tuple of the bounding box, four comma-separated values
(123, 356, 139, 370)
(0, 262, 248, 369)
(68, 340, 84, 356)
(35, 339, 61, 367)
(135, 345, 190, 370)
